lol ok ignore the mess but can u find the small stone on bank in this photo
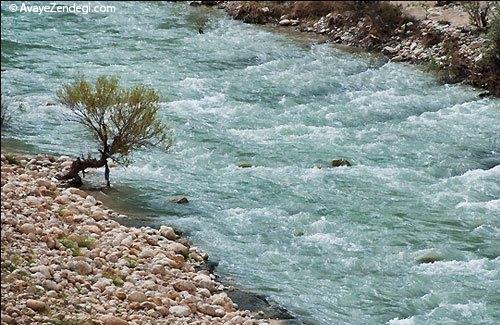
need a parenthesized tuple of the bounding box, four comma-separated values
(26, 299, 47, 312)
(169, 305, 191, 317)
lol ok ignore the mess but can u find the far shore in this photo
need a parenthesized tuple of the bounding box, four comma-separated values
(197, 0, 499, 97)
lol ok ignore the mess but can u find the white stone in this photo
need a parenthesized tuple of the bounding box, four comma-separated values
(159, 226, 177, 240)
(169, 305, 191, 317)
(279, 19, 291, 26)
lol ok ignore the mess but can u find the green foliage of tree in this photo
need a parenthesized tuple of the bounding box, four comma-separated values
(57, 75, 170, 187)
(463, 1, 493, 30)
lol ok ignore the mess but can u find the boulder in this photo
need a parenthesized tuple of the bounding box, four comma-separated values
(169, 242, 189, 256)
(197, 303, 225, 317)
(382, 46, 399, 55)
(331, 159, 351, 167)
(173, 280, 197, 293)
(100, 315, 127, 325)
(169, 195, 189, 204)
(279, 19, 291, 26)
(29, 265, 51, 278)
(26, 299, 47, 312)
(159, 226, 177, 240)
(169, 305, 191, 317)
(416, 252, 442, 264)
(92, 210, 106, 221)
(128, 291, 147, 303)
(237, 162, 253, 168)
(19, 223, 36, 234)
(93, 278, 112, 291)
(71, 260, 92, 275)
(193, 274, 215, 291)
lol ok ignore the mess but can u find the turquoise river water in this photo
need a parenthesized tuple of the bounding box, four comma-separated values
(1, 2, 499, 324)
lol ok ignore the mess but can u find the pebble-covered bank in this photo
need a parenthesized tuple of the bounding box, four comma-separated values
(0, 153, 271, 325)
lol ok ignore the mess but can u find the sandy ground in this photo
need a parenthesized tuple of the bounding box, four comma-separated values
(391, 1, 473, 27)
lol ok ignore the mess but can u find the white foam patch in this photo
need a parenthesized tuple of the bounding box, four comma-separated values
(437, 302, 486, 317)
(449, 165, 500, 182)
(413, 259, 497, 278)
(121, 163, 166, 179)
(178, 77, 207, 90)
(167, 93, 230, 116)
(387, 316, 416, 325)
(227, 124, 343, 142)
(299, 166, 325, 181)
(456, 199, 500, 211)
(303, 233, 361, 252)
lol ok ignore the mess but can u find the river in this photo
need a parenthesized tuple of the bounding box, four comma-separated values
(1, 2, 499, 324)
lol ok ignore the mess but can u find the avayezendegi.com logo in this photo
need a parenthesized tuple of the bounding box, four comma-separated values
(8, 2, 116, 15)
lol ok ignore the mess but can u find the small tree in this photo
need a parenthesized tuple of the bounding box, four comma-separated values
(57, 75, 170, 187)
(463, 1, 492, 30)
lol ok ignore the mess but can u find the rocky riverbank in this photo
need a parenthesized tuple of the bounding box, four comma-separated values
(0, 152, 274, 324)
(199, 1, 499, 96)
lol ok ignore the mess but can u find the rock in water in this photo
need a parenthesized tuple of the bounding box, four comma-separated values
(169, 195, 189, 204)
(417, 252, 442, 264)
(331, 159, 352, 167)
(237, 162, 253, 168)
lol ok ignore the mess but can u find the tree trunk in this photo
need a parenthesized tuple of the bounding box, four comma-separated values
(104, 162, 110, 187)
(57, 155, 107, 187)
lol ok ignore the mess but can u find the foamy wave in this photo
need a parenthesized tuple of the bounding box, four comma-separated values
(303, 233, 361, 252)
(450, 165, 500, 181)
(388, 316, 416, 325)
(456, 199, 500, 211)
(167, 93, 229, 115)
(413, 259, 496, 278)
(178, 77, 207, 90)
(227, 124, 342, 142)
(437, 302, 486, 317)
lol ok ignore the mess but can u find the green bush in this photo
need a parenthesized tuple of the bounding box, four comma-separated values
(462, 1, 492, 30)
(58, 237, 82, 257)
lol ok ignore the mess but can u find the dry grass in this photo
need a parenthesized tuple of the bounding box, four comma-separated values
(229, 1, 289, 24)
(290, 1, 347, 19)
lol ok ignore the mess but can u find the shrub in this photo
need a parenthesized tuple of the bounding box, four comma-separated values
(229, 1, 288, 24)
(421, 29, 443, 48)
(437, 36, 470, 83)
(58, 237, 82, 257)
(4, 154, 20, 165)
(290, 1, 345, 19)
(362, 2, 409, 38)
(462, 1, 492, 30)
(75, 236, 96, 249)
(103, 269, 125, 286)
(125, 257, 138, 268)
(478, 6, 500, 94)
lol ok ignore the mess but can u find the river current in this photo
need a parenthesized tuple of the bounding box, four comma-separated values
(2, 2, 499, 324)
